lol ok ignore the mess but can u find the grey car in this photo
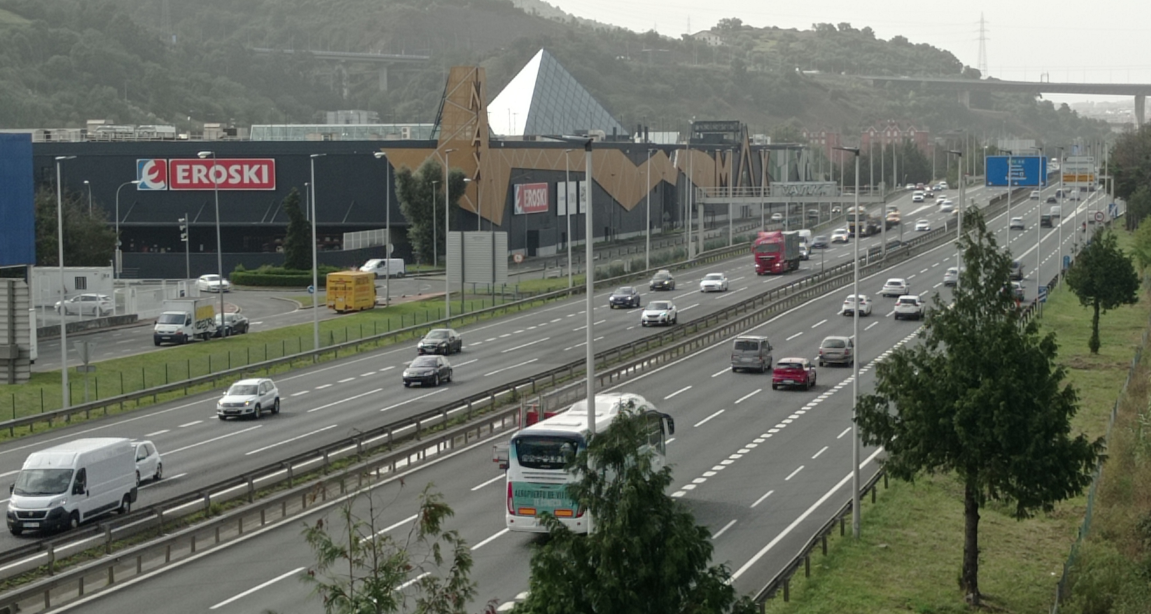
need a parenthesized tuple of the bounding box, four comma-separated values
(818, 336, 854, 367)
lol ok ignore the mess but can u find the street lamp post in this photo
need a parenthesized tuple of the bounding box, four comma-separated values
(444, 149, 457, 318)
(431, 181, 439, 268)
(196, 151, 227, 342)
(83, 180, 92, 215)
(584, 139, 596, 436)
(835, 145, 861, 539)
(309, 154, 326, 351)
(564, 149, 574, 288)
(114, 180, 141, 279)
(55, 155, 76, 408)
(1037, 148, 1044, 279)
(1058, 147, 1064, 269)
(728, 147, 734, 246)
(374, 152, 392, 306)
(646, 148, 653, 270)
(948, 150, 964, 289)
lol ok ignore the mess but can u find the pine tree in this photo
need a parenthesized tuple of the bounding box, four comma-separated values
(283, 188, 311, 270)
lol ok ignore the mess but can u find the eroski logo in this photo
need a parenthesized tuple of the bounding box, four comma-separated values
(136, 159, 168, 190)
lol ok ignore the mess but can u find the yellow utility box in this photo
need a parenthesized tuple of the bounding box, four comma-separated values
(326, 271, 376, 313)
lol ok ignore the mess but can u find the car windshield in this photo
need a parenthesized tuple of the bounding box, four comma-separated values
(822, 338, 846, 348)
(815, 236, 827, 242)
(157, 313, 184, 324)
(886, 280, 903, 286)
(704, 274, 723, 281)
(411, 357, 438, 368)
(13, 468, 74, 496)
(653, 273, 670, 280)
(898, 298, 917, 305)
(648, 301, 671, 311)
(754, 243, 780, 253)
(777, 362, 802, 370)
(426, 330, 450, 339)
(615, 287, 634, 295)
(202, 275, 219, 282)
(228, 384, 259, 396)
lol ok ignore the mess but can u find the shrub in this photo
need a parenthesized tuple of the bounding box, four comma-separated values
(231, 265, 342, 287)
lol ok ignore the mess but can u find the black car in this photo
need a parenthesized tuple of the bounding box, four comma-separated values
(810, 235, 830, 249)
(417, 328, 463, 355)
(213, 313, 250, 337)
(1040, 214, 1053, 228)
(649, 270, 676, 291)
(403, 355, 453, 387)
(1046, 196, 1058, 204)
(609, 286, 642, 309)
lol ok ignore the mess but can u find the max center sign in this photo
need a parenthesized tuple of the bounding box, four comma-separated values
(137, 158, 276, 191)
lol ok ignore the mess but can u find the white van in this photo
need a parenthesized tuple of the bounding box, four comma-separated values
(360, 258, 406, 278)
(7, 438, 138, 535)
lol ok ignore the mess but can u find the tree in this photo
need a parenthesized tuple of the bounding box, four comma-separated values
(855, 208, 1104, 607)
(1132, 209, 1151, 271)
(302, 482, 485, 614)
(395, 158, 467, 266)
(282, 188, 311, 270)
(1065, 228, 1140, 354)
(33, 187, 115, 266)
(514, 410, 754, 614)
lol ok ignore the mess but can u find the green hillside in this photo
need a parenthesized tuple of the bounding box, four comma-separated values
(0, 0, 1109, 145)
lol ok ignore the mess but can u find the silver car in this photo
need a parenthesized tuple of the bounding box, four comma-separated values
(818, 336, 854, 367)
(55, 293, 113, 316)
(217, 378, 280, 420)
(132, 440, 163, 485)
(943, 267, 961, 287)
(640, 301, 678, 326)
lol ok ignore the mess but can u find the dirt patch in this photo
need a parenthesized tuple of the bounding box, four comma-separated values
(1062, 356, 1131, 371)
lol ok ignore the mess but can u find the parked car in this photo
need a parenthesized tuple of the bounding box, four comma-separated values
(811, 235, 830, 249)
(649, 270, 676, 291)
(132, 440, 163, 486)
(640, 300, 677, 326)
(417, 328, 463, 355)
(943, 266, 961, 287)
(609, 286, 642, 309)
(831, 228, 850, 243)
(213, 313, 250, 337)
(894, 295, 925, 320)
(818, 336, 854, 367)
(403, 355, 453, 387)
(1009, 217, 1025, 230)
(196, 274, 231, 293)
(359, 258, 406, 278)
(55, 294, 113, 316)
(880, 278, 910, 298)
(772, 358, 817, 391)
(699, 273, 729, 292)
(731, 336, 773, 373)
(217, 378, 280, 420)
(770, 212, 784, 222)
(842, 294, 873, 316)
(915, 219, 931, 232)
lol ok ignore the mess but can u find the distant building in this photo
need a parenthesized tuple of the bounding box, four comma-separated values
(860, 121, 930, 156)
(801, 128, 842, 161)
(322, 110, 380, 124)
(690, 31, 723, 47)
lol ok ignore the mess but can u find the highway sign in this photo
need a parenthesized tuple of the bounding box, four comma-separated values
(986, 156, 1047, 187)
(1038, 286, 1048, 303)
(307, 285, 315, 294)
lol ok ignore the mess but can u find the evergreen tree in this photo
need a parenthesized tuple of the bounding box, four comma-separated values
(1065, 228, 1140, 354)
(34, 187, 115, 266)
(395, 158, 467, 266)
(283, 188, 311, 270)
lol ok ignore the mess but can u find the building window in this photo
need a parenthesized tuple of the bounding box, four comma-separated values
(74, 277, 87, 290)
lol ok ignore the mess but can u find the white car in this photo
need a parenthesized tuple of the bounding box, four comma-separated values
(935, 196, 946, 204)
(915, 219, 931, 232)
(940, 201, 954, 213)
(640, 300, 678, 326)
(699, 273, 729, 292)
(799, 244, 810, 260)
(893, 295, 925, 320)
(830, 228, 850, 243)
(842, 294, 873, 316)
(912, 192, 925, 203)
(197, 274, 232, 293)
(770, 212, 784, 222)
(55, 293, 113, 316)
(1009, 217, 1025, 230)
(217, 378, 280, 420)
(880, 278, 911, 298)
(132, 440, 163, 485)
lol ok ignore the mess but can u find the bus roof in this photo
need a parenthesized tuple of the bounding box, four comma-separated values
(516, 393, 653, 438)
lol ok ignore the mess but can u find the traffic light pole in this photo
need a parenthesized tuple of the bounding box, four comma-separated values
(180, 213, 190, 280)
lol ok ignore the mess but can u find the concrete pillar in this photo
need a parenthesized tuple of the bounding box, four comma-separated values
(379, 65, 389, 92)
(1136, 94, 1145, 126)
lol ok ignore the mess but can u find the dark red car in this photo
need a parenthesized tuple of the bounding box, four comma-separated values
(772, 357, 817, 391)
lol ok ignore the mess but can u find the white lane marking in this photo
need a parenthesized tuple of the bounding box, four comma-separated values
(166, 426, 263, 455)
(933, 282, 942, 288)
(381, 388, 447, 411)
(785, 466, 804, 481)
(360, 372, 375, 377)
(399, 572, 431, 590)
(308, 388, 384, 413)
(290, 391, 310, 397)
(246, 425, 340, 455)
(731, 447, 885, 580)
(337, 377, 355, 383)
(812, 446, 828, 459)
(711, 368, 728, 378)
(811, 319, 827, 328)
(315, 384, 332, 390)
(712, 519, 737, 539)
(866, 322, 878, 330)
(363, 515, 418, 542)
(471, 475, 504, 491)
(378, 367, 394, 373)
(485, 338, 496, 342)
(178, 421, 202, 428)
(751, 490, 774, 508)
(501, 337, 551, 353)
(680, 303, 700, 311)
(838, 427, 851, 439)
(734, 389, 761, 404)
(693, 409, 725, 428)
(144, 430, 169, 437)
(471, 528, 510, 551)
(484, 358, 539, 377)
(665, 386, 692, 400)
(786, 332, 803, 341)
(455, 359, 478, 367)
(209, 567, 306, 610)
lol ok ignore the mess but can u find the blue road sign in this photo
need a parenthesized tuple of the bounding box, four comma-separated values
(1038, 286, 1048, 303)
(985, 156, 1048, 187)
(1063, 255, 1071, 270)
(307, 285, 315, 294)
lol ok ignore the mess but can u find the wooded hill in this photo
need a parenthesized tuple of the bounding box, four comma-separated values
(0, 0, 1110, 145)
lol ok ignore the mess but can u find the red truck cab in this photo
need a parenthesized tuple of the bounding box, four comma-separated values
(752, 231, 801, 275)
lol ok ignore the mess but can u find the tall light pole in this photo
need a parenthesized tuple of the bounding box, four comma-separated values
(309, 154, 326, 350)
(1036, 148, 1044, 279)
(443, 148, 457, 318)
(431, 181, 439, 268)
(83, 180, 92, 216)
(1058, 146, 1064, 269)
(113, 180, 141, 279)
(373, 152, 392, 306)
(687, 124, 694, 259)
(584, 138, 596, 436)
(728, 147, 734, 246)
(564, 149, 574, 288)
(1004, 149, 1014, 234)
(948, 150, 964, 289)
(197, 151, 227, 339)
(834, 145, 861, 539)
(55, 155, 76, 408)
(646, 148, 653, 270)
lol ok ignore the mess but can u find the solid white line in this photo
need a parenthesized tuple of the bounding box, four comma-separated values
(166, 426, 262, 455)
(209, 567, 306, 610)
(712, 519, 737, 539)
(785, 466, 804, 481)
(471, 475, 504, 491)
(471, 528, 510, 550)
(731, 447, 885, 580)
(178, 421, 202, 428)
(308, 388, 383, 413)
(812, 446, 828, 459)
(811, 319, 827, 328)
(484, 358, 539, 377)
(381, 388, 446, 411)
(751, 490, 774, 508)
(246, 424, 339, 455)
(693, 409, 725, 428)
(501, 337, 551, 353)
(711, 368, 728, 378)
(665, 386, 692, 400)
(734, 389, 761, 404)
(786, 332, 803, 341)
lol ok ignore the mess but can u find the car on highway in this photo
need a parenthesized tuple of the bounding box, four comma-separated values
(831, 228, 850, 243)
(770, 212, 784, 222)
(640, 300, 677, 326)
(842, 294, 873, 316)
(1010, 281, 1025, 300)
(880, 278, 910, 298)
(912, 192, 925, 203)
(54, 293, 113, 316)
(403, 355, 453, 387)
(811, 235, 830, 249)
(213, 313, 250, 337)
(935, 195, 947, 205)
(609, 286, 642, 309)
(943, 266, 962, 286)
(417, 328, 463, 355)
(807, 209, 821, 219)
(649, 270, 676, 291)
(1046, 196, 1058, 204)
(818, 335, 854, 366)
(1030, 190, 1041, 200)
(938, 181, 949, 190)
(731, 336, 773, 373)
(196, 274, 231, 293)
(1010, 259, 1025, 281)
(1009, 217, 1025, 230)
(799, 244, 810, 260)
(914, 219, 930, 231)
(894, 295, 925, 320)
(217, 378, 280, 420)
(699, 272, 729, 292)
(132, 440, 162, 486)
(1041, 214, 1053, 228)
(772, 358, 817, 391)
(940, 201, 954, 213)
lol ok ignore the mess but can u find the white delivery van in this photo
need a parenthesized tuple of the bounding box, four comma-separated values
(153, 298, 217, 345)
(7, 438, 138, 535)
(360, 258, 406, 278)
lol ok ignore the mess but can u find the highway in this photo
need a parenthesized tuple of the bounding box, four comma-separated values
(14, 180, 1117, 613)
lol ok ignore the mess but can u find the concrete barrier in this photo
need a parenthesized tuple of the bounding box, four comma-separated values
(37, 314, 140, 340)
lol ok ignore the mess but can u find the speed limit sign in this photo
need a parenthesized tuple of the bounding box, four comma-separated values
(1094, 211, 1105, 223)
(513, 253, 525, 264)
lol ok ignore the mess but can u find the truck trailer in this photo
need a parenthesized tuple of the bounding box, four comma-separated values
(153, 298, 217, 345)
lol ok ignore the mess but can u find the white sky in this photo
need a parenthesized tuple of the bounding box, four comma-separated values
(542, 0, 1148, 106)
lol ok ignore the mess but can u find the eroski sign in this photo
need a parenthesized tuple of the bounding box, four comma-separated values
(137, 158, 276, 191)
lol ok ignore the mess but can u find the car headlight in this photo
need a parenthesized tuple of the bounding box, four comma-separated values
(50, 498, 67, 508)
(244, 400, 252, 406)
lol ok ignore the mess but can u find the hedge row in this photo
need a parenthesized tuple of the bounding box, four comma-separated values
(231, 266, 343, 287)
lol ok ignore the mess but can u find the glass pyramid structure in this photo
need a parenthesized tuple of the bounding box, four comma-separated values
(488, 49, 626, 138)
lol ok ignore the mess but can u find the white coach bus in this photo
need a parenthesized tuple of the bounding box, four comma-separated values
(495, 392, 674, 534)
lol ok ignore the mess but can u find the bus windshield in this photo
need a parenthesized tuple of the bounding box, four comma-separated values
(514, 435, 581, 470)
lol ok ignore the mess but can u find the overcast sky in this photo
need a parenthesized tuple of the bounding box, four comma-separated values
(542, 0, 1146, 106)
